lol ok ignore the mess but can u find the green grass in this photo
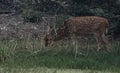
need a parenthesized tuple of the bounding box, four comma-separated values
(0, 39, 120, 73)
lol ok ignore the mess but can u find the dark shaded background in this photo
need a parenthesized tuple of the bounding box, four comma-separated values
(0, 0, 120, 39)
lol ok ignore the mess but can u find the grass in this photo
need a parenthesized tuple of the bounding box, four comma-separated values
(0, 39, 120, 73)
(0, 67, 116, 73)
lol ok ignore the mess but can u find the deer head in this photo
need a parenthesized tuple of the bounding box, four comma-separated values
(44, 20, 68, 47)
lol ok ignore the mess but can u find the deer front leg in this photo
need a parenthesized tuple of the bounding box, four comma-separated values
(71, 34, 78, 58)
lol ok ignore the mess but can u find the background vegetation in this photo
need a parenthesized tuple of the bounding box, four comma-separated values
(0, 0, 120, 38)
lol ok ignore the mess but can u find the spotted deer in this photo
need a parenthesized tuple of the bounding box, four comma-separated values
(44, 16, 110, 52)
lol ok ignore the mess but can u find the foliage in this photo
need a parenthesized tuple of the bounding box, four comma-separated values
(0, 0, 120, 37)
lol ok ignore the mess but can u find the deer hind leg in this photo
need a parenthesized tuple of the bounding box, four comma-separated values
(94, 32, 103, 51)
(102, 34, 111, 52)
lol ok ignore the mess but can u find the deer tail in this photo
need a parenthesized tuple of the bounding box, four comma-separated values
(106, 28, 108, 34)
(105, 20, 109, 34)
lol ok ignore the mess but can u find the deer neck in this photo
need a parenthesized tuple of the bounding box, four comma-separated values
(52, 34, 59, 41)
(52, 32, 67, 41)
(52, 23, 68, 41)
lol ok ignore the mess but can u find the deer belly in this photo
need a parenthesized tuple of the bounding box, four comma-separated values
(75, 28, 93, 36)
